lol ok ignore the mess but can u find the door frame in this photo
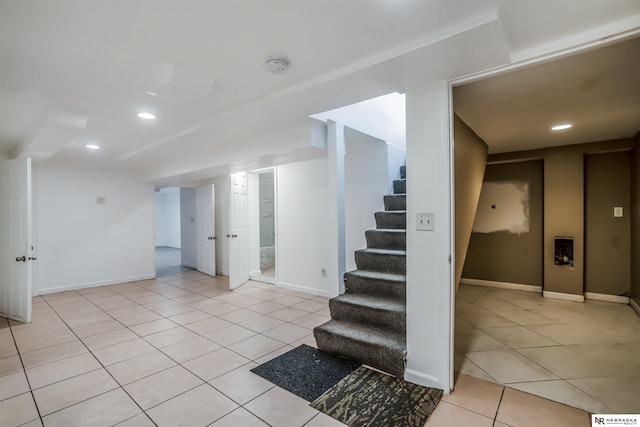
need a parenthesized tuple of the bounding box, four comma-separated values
(248, 167, 278, 285)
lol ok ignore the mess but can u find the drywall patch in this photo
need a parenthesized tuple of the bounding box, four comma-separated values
(472, 181, 530, 233)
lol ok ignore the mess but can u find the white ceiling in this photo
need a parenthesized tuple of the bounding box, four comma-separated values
(1, 1, 639, 186)
(454, 35, 640, 154)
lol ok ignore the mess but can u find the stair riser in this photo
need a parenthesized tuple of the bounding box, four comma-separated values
(314, 328, 405, 378)
(393, 179, 406, 194)
(330, 299, 405, 332)
(355, 251, 405, 273)
(344, 272, 406, 300)
(384, 194, 406, 211)
(400, 165, 406, 180)
(365, 230, 406, 250)
(375, 212, 406, 229)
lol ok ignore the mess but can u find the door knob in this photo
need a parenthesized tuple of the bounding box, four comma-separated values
(15, 256, 26, 262)
(226, 234, 231, 238)
(232, 234, 238, 238)
(29, 256, 37, 260)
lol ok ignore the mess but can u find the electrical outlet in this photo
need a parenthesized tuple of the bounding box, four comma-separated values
(96, 196, 106, 205)
(321, 268, 327, 277)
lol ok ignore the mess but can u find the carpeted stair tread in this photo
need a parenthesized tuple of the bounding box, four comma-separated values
(366, 229, 406, 249)
(384, 194, 406, 211)
(314, 319, 406, 377)
(330, 294, 405, 332)
(355, 248, 406, 274)
(374, 211, 406, 229)
(344, 270, 406, 300)
(393, 179, 406, 195)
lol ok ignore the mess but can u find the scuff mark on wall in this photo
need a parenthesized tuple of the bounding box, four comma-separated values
(472, 181, 530, 234)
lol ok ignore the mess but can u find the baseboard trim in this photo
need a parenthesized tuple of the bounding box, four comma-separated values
(181, 262, 196, 269)
(35, 274, 155, 296)
(460, 278, 542, 293)
(404, 369, 445, 392)
(543, 291, 585, 302)
(250, 274, 276, 285)
(276, 281, 332, 298)
(630, 298, 640, 317)
(584, 292, 629, 304)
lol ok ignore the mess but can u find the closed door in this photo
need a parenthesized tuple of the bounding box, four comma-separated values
(196, 184, 216, 276)
(0, 158, 33, 323)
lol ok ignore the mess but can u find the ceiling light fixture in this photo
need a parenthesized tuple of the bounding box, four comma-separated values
(85, 144, 101, 150)
(137, 112, 156, 120)
(265, 56, 290, 74)
(551, 123, 572, 131)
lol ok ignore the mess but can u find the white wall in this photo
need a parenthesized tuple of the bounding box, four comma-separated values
(277, 158, 332, 296)
(33, 159, 155, 295)
(405, 82, 453, 392)
(213, 174, 230, 276)
(180, 188, 197, 268)
(344, 128, 388, 272)
(154, 187, 181, 248)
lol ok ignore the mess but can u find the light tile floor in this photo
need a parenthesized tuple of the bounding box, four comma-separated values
(0, 272, 609, 427)
(455, 283, 640, 415)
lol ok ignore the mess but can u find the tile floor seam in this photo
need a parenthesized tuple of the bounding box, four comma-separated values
(37, 295, 157, 425)
(6, 321, 44, 426)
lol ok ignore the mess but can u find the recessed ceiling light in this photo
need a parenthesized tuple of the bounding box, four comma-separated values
(85, 144, 101, 150)
(137, 112, 156, 120)
(551, 123, 572, 131)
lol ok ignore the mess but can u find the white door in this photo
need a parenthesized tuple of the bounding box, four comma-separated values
(229, 172, 249, 290)
(196, 184, 216, 276)
(0, 158, 33, 323)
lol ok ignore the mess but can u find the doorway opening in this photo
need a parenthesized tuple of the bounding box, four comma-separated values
(249, 168, 277, 284)
(154, 187, 195, 277)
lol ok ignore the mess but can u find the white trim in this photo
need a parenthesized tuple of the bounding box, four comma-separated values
(250, 273, 276, 285)
(404, 369, 443, 392)
(584, 292, 629, 304)
(543, 291, 585, 303)
(630, 298, 640, 317)
(276, 281, 331, 298)
(460, 278, 542, 293)
(35, 274, 155, 296)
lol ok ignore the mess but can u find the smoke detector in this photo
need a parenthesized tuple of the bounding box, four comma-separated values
(265, 57, 290, 74)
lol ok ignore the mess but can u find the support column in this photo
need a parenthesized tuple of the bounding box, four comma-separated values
(405, 82, 454, 393)
(327, 120, 346, 297)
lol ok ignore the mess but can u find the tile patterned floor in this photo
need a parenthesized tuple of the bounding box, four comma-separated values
(455, 284, 640, 415)
(0, 272, 622, 426)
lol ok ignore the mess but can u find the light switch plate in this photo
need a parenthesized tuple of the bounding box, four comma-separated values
(614, 207, 623, 217)
(417, 212, 435, 231)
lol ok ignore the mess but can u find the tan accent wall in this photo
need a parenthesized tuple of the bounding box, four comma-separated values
(453, 115, 488, 291)
(632, 133, 640, 307)
(453, 116, 488, 290)
(462, 160, 543, 286)
(482, 138, 634, 296)
(585, 152, 631, 296)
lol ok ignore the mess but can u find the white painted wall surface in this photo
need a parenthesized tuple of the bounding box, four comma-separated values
(33, 159, 155, 295)
(277, 158, 332, 296)
(213, 174, 230, 276)
(154, 187, 181, 248)
(344, 128, 388, 273)
(405, 82, 453, 393)
(180, 188, 197, 268)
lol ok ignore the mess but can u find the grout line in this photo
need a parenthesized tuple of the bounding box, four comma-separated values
(492, 386, 506, 426)
(7, 319, 45, 426)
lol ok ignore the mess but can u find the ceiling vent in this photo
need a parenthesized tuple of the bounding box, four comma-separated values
(265, 57, 290, 74)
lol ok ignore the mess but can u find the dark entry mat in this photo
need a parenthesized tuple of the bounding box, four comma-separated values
(250, 344, 360, 402)
(311, 365, 443, 427)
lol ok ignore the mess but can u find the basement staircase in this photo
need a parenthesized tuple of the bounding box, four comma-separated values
(314, 165, 407, 378)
